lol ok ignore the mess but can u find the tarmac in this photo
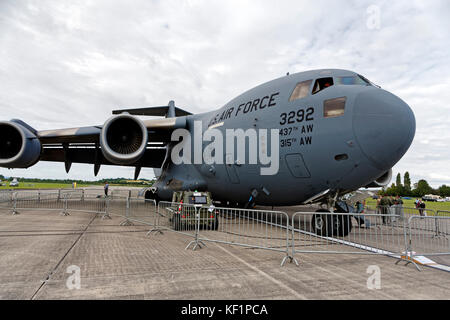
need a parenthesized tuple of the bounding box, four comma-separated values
(0, 204, 449, 300)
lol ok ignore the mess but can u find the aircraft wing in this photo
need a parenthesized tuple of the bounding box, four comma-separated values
(37, 117, 186, 144)
(0, 111, 188, 178)
(112, 106, 192, 117)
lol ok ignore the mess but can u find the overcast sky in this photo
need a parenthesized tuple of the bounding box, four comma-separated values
(1, 0, 449, 187)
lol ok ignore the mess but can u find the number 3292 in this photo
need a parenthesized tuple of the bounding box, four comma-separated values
(280, 107, 314, 125)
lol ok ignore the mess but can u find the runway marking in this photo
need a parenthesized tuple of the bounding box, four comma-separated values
(213, 243, 306, 299)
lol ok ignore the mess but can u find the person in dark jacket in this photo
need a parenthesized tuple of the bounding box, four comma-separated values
(378, 196, 389, 224)
(419, 200, 426, 216)
(104, 182, 109, 197)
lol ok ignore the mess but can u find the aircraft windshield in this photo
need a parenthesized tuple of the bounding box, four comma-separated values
(335, 76, 370, 86)
(289, 80, 313, 101)
(312, 77, 334, 94)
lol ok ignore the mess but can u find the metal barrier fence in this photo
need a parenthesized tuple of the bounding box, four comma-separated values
(437, 210, 450, 217)
(0, 187, 138, 203)
(0, 188, 100, 209)
(156, 201, 292, 265)
(3, 191, 105, 215)
(110, 189, 140, 199)
(65, 193, 109, 216)
(1, 191, 449, 269)
(407, 216, 450, 257)
(157, 201, 203, 239)
(0, 190, 14, 205)
(364, 204, 435, 218)
(290, 212, 407, 264)
(108, 197, 157, 226)
(198, 206, 291, 265)
(6, 191, 63, 214)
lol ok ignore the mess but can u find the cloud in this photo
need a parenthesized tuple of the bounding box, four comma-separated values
(0, 0, 449, 187)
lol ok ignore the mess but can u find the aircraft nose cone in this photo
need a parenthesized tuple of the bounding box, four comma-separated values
(353, 89, 416, 171)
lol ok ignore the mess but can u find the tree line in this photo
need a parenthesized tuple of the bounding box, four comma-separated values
(380, 172, 450, 197)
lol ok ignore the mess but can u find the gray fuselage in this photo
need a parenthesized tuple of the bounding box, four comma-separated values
(154, 69, 416, 206)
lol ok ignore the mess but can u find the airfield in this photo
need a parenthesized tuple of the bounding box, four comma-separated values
(0, 188, 449, 300)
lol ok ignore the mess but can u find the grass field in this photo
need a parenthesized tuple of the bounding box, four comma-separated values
(0, 182, 92, 190)
(365, 198, 450, 213)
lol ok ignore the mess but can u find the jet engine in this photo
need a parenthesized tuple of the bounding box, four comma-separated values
(100, 114, 148, 165)
(0, 121, 41, 168)
(365, 169, 392, 188)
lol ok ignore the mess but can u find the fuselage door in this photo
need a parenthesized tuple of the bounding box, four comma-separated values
(285, 153, 311, 178)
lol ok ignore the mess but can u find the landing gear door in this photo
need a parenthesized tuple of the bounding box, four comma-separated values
(285, 153, 311, 178)
(225, 153, 240, 184)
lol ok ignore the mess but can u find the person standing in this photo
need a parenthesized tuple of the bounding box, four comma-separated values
(395, 195, 404, 221)
(356, 201, 364, 213)
(378, 196, 387, 224)
(104, 182, 109, 197)
(354, 200, 371, 228)
(376, 196, 382, 215)
(387, 196, 395, 224)
(419, 200, 426, 216)
(388, 196, 395, 206)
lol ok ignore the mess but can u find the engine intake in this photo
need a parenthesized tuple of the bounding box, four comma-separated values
(365, 169, 392, 188)
(100, 114, 148, 165)
(0, 121, 41, 168)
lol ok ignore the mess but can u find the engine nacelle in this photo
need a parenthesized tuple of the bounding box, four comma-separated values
(365, 169, 392, 188)
(100, 114, 148, 165)
(0, 121, 41, 168)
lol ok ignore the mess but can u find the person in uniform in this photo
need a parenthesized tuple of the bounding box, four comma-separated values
(378, 196, 389, 224)
(376, 196, 382, 214)
(395, 195, 404, 220)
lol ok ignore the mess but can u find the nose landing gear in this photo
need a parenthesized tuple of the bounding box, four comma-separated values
(312, 210, 352, 237)
(311, 190, 352, 237)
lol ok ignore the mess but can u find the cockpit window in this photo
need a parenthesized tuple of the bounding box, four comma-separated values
(357, 74, 372, 85)
(312, 77, 334, 94)
(358, 74, 380, 87)
(289, 80, 312, 101)
(336, 76, 368, 86)
(324, 97, 346, 118)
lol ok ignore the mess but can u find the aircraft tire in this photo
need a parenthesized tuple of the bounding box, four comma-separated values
(212, 216, 219, 230)
(336, 214, 352, 237)
(144, 190, 160, 205)
(173, 215, 181, 231)
(312, 209, 334, 237)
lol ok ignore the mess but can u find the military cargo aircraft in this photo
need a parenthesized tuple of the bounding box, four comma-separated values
(0, 69, 415, 213)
